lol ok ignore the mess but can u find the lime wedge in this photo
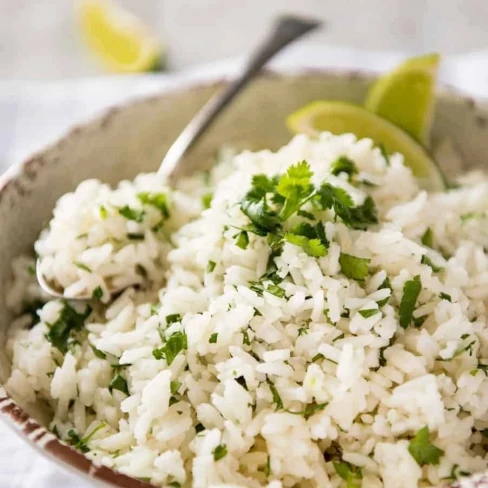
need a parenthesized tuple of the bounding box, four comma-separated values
(77, 0, 164, 73)
(286, 100, 445, 191)
(365, 53, 440, 145)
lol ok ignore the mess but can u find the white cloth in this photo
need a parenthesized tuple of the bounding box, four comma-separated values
(2, 43, 488, 487)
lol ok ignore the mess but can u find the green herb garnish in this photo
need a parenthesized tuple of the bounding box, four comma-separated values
(330, 156, 358, 178)
(421, 228, 434, 248)
(118, 205, 145, 223)
(358, 309, 379, 318)
(137, 192, 170, 218)
(92, 286, 103, 301)
(213, 444, 228, 461)
(109, 374, 129, 396)
(408, 426, 444, 466)
(399, 275, 422, 328)
(339, 253, 370, 281)
(209, 333, 218, 344)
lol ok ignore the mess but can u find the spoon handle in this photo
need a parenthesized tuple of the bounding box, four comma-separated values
(158, 14, 322, 180)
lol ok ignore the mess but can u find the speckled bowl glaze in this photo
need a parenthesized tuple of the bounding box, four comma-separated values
(0, 70, 488, 488)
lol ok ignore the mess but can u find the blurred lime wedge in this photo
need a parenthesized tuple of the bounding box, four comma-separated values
(286, 100, 445, 191)
(77, 0, 164, 73)
(365, 53, 440, 145)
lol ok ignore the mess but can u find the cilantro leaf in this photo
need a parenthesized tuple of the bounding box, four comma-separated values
(166, 314, 181, 325)
(92, 286, 103, 301)
(286, 403, 327, 418)
(421, 228, 434, 248)
(330, 156, 358, 178)
(276, 161, 315, 220)
(399, 276, 422, 328)
(266, 284, 285, 298)
(90, 344, 106, 359)
(408, 426, 444, 466)
(358, 309, 379, 318)
(202, 192, 213, 209)
(68, 423, 106, 454)
(46, 303, 92, 353)
(333, 461, 362, 487)
(284, 222, 328, 258)
(378, 143, 390, 166)
(155, 331, 188, 366)
(209, 332, 218, 344)
(137, 192, 170, 218)
(170, 380, 182, 395)
(377, 277, 392, 307)
(439, 292, 452, 302)
(118, 205, 145, 223)
(213, 444, 228, 461)
(297, 209, 315, 220)
(240, 175, 281, 234)
(235, 231, 249, 249)
(75, 262, 91, 272)
(207, 260, 216, 273)
(339, 253, 370, 281)
(267, 379, 283, 409)
(109, 373, 129, 396)
(421, 255, 444, 272)
(99, 205, 108, 220)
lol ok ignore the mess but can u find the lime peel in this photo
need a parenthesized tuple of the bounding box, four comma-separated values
(286, 100, 446, 191)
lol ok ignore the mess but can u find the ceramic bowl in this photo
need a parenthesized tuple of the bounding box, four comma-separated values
(0, 69, 487, 488)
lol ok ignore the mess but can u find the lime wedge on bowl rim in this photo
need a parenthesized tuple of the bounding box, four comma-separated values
(77, 0, 164, 73)
(365, 53, 440, 145)
(286, 100, 446, 192)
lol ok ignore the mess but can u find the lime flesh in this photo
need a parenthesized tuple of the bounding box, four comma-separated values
(365, 53, 440, 145)
(286, 100, 445, 191)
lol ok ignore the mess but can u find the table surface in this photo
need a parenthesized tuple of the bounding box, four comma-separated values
(3, 0, 488, 80)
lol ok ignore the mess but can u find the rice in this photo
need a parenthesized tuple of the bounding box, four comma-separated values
(4, 132, 488, 487)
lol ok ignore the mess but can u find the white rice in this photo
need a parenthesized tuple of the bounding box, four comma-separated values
(4, 132, 488, 487)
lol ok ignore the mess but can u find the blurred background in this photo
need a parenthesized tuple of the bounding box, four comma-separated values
(4, 0, 488, 79)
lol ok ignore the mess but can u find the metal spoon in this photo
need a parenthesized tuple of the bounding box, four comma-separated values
(37, 14, 322, 301)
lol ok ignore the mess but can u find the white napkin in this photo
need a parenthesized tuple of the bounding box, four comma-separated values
(1, 43, 488, 488)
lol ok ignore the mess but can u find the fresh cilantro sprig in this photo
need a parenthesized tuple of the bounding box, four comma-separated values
(153, 330, 188, 365)
(330, 156, 358, 178)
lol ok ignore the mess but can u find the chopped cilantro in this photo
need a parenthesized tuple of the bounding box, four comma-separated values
(150, 303, 161, 315)
(399, 276, 422, 328)
(195, 423, 205, 433)
(213, 444, 228, 461)
(421, 228, 434, 248)
(440, 292, 452, 302)
(46, 302, 92, 353)
(209, 332, 218, 344)
(99, 205, 108, 220)
(408, 426, 444, 466)
(330, 156, 358, 178)
(312, 353, 325, 362)
(286, 403, 327, 418)
(68, 423, 105, 454)
(127, 233, 144, 240)
(284, 222, 328, 257)
(207, 260, 216, 273)
(339, 253, 370, 281)
(297, 209, 315, 220)
(167, 482, 181, 488)
(118, 205, 145, 222)
(166, 314, 182, 325)
(153, 331, 187, 365)
(90, 344, 106, 359)
(266, 284, 285, 298)
(137, 192, 170, 218)
(74, 262, 91, 273)
(92, 286, 103, 301)
(333, 461, 362, 487)
(170, 380, 182, 395)
(109, 374, 129, 396)
(267, 379, 283, 409)
(235, 231, 250, 249)
(264, 455, 271, 477)
(202, 192, 213, 209)
(242, 330, 251, 346)
(377, 277, 392, 307)
(358, 309, 379, 318)
(421, 255, 444, 272)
